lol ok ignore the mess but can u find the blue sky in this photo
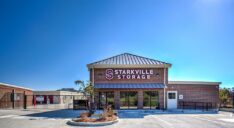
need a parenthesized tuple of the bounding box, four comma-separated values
(0, 0, 233, 90)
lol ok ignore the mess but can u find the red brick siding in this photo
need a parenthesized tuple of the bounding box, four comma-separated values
(0, 84, 33, 109)
(93, 68, 166, 84)
(167, 84, 219, 108)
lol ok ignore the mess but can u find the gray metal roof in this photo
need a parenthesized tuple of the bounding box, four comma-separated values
(94, 83, 165, 89)
(87, 53, 171, 68)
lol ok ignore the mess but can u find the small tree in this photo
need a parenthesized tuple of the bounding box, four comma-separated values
(75, 80, 94, 112)
(219, 88, 232, 107)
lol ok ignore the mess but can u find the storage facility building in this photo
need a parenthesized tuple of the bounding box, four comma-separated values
(87, 53, 220, 110)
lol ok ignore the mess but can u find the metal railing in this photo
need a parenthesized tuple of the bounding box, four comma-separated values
(179, 101, 214, 111)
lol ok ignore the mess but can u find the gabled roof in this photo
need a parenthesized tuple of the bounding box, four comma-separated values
(87, 53, 171, 69)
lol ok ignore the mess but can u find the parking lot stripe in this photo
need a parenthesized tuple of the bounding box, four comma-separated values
(0, 115, 18, 119)
(151, 115, 174, 128)
(192, 116, 227, 126)
(219, 119, 234, 123)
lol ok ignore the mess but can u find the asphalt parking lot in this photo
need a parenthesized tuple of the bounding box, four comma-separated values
(0, 109, 234, 128)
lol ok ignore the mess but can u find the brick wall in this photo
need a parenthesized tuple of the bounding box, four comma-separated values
(0, 84, 33, 109)
(91, 67, 167, 109)
(91, 68, 166, 84)
(167, 84, 219, 108)
(90, 67, 219, 110)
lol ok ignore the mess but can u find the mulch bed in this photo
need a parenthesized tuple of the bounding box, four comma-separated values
(74, 115, 117, 122)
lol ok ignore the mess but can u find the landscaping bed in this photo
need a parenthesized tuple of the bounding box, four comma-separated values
(67, 105, 118, 126)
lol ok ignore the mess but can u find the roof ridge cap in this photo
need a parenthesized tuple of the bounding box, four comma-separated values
(88, 53, 125, 65)
(125, 53, 169, 64)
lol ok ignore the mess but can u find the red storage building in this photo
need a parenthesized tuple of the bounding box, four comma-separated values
(0, 83, 33, 109)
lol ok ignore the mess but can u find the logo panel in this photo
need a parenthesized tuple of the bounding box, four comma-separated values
(105, 69, 114, 80)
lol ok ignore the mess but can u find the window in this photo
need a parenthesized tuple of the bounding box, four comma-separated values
(168, 93, 176, 99)
(143, 91, 159, 109)
(120, 91, 138, 109)
(98, 92, 114, 109)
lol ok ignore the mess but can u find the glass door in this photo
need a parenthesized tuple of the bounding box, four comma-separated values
(143, 91, 159, 109)
(99, 92, 114, 109)
(120, 92, 128, 109)
(120, 91, 138, 109)
(128, 92, 138, 109)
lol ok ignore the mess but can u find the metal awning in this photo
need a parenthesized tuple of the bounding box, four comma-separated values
(94, 83, 165, 89)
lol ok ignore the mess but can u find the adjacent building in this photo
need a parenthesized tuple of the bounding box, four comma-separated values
(33, 91, 86, 108)
(87, 53, 220, 110)
(0, 83, 33, 109)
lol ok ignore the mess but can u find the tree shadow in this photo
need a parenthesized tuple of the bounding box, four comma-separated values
(24, 109, 86, 118)
(117, 109, 218, 119)
(23, 109, 217, 119)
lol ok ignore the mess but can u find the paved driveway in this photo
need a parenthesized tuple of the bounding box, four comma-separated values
(0, 109, 234, 128)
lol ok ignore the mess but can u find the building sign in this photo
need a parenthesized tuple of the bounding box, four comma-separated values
(179, 94, 183, 100)
(105, 69, 154, 80)
(36, 96, 44, 102)
(105, 69, 114, 80)
(14, 94, 20, 101)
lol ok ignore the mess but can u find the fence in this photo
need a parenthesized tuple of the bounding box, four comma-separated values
(26, 95, 88, 109)
(178, 101, 215, 111)
(0, 92, 26, 109)
(1, 93, 88, 109)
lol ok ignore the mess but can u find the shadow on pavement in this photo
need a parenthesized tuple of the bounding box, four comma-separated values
(24, 109, 85, 118)
(117, 109, 218, 119)
(24, 109, 217, 119)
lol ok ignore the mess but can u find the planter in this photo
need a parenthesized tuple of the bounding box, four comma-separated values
(67, 118, 119, 126)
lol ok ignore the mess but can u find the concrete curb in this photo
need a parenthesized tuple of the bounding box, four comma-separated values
(67, 118, 118, 126)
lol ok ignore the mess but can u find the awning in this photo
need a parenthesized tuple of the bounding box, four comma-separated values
(94, 83, 165, 89)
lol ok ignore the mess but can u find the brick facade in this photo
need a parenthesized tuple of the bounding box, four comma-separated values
(0, 84, 33, 109)
(88, 53, 220, 110)
(91, 67, 168, 109)
(167, 84, 219, 108)
(91, 68, 166, 84)
(91, 67, 220, 110)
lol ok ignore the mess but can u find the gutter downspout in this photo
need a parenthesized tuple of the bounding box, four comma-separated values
(164, 67, 167, 110)
(92, 67, 95, 109)
(92, 67, 94, 88)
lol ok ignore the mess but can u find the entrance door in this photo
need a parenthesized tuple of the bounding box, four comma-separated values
(167, 91, 177, 109)
(99, 92, 114, 109)
(120, 91, 138, 109)
(143, 91, 159, 109)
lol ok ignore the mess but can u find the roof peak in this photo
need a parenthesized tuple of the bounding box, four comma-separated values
(87, 52, 171, 69)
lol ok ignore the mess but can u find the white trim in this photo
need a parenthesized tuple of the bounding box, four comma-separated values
(92, 68, 94, 85)
(0, 82, 33, 91)
(164, 68, 166, 84)
(167, 91, 178, 95)
(168, 81, 221, 85)
(163, 68, 166, 109)
(87, 64, 171, 69)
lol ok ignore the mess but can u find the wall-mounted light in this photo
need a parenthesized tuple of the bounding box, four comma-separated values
(156, 73, 160, 77)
